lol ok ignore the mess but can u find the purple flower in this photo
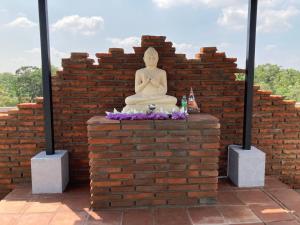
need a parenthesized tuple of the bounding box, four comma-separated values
(105, 112, 187, 120)
(171, 111, 188, 120)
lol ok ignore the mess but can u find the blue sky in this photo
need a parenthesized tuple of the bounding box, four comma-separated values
(0, 0, 299, 72)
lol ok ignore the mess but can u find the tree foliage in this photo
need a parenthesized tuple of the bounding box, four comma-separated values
(0, 72, 18, 106)
(14, 66, 43, 103)
(255, 64, 300, 101)
(235, 64, 300, 102)
(0, 66, 58, 107)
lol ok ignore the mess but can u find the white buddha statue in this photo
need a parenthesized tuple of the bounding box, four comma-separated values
(122, 47, 179, 113)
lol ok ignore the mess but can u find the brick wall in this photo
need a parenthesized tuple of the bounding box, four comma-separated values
(1, 35, 300, 192)
(0, 98, 45, 194)
(87, 114, 220, 208)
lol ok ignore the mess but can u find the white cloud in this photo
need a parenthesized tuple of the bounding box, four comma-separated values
(217, 6, 247, 30)
(25, 48, 40, 54)
(162, 41, 232, 59)
(173, 42, 198, 58)
(107, 36, 141, 52)
(6, 17, 37, 28)
(153, 0, 299, 33)
(52, 15, 104, 36)
(0, 8, 8, 13)
(217, 2, 299, 32)
(51, 48, 68, 59)
(264, 44, 277, 51)
(25, 47, 67, 70)
(152, 0, 241, 9)
(258, 7, 299, 32)
(173, 42, 232, 58)
(9, 57, 28, 66)
(26, 47, 68, 59)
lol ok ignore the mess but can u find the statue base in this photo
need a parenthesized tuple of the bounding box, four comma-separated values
(87, 114, 220, 209)
(122, 104, 179, 113)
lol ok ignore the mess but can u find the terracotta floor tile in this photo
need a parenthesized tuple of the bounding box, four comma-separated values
(23, 199, 62, 214)
(283, 201, 300, 217)
(1, 178, 300, 225)
(216, 191, 245, 205)
(0, 200, 28, 213)
(31, 193, 65, 201)
(16, 212, 54, 225)
(86, 210, 122, 225)
(59, 197, 90, 211)
(269, 189, 300, 206)
(231, 223, 265, 225)
(218, 206, 261, 224)
(4, 187, 33, 200)
(265, 177, 290, 190)
(188, 206, 225, 224)
(218, 178, 262, 192)
(218, 179, 236, 191)
(266, 220, 300, 225)
(154, 208, 192, 225)
(63, 186, 90, 199)
(235, 190, 275, 205)
(122, 209, 153, 225)
(250, 204, 293, 223)
(0, 213, 20, 225)
(49, 210, 88, 225)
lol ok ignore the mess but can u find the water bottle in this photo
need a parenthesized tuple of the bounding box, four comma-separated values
(181, 95, 187, 113)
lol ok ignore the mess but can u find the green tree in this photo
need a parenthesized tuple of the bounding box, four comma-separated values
(254, 64, 300, 101)
(254, 64, 281, 91)
(0, 65, 58, 106)
(14, 66, 43, 103)
(0, 72, 18, 106)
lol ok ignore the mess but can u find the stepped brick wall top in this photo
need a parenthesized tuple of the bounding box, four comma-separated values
(1, 35, 300, 193)
(87, 114, 220, 208)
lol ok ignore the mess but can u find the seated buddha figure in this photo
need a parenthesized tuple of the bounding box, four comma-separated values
(122, 47, 179, 113)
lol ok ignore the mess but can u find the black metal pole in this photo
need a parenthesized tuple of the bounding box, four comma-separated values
(38, 0, 54, 155)
(243, 0, 258, 150)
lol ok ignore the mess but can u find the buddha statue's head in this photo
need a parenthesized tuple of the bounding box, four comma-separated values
(143, 47, 159, 68)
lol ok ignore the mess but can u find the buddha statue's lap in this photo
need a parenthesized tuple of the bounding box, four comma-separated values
(122, 47, 179, 113)
(125, 94, 177, 105)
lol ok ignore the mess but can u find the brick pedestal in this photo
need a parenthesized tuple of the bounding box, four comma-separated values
(87, 114, 220, 208)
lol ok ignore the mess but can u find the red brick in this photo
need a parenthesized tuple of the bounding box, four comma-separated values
(201, 170, 218, 177)
(155, 151, 172, 157)
(88, 124, 120, 131)
(89, 138, 120, 144)
(122, 124, 153, 130)
(156, 137, 187, 143)
(168, 184, 199, 191)
(136, 158, 167, 164)
(188, 191, 216, 198)
(156, 192, 187, 198)
(201, 143, 220, 149)
(92, 181, 121, 187)
(156, 178, 187, 184)
(110, 173, 133, 179)
(189, 177, 218, 184)
(189, 150, 219, 157)
(123, 193, 154, 199)
(110, 201, 134, 207)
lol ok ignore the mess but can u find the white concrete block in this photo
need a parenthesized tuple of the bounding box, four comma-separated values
(31, 150, 69, 194)
(228, 145, 265, 187)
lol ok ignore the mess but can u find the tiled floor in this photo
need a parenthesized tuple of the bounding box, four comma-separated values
(1, 176, 300, 225)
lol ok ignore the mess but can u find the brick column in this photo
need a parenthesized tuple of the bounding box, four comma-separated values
(87, 114, 220, 208)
